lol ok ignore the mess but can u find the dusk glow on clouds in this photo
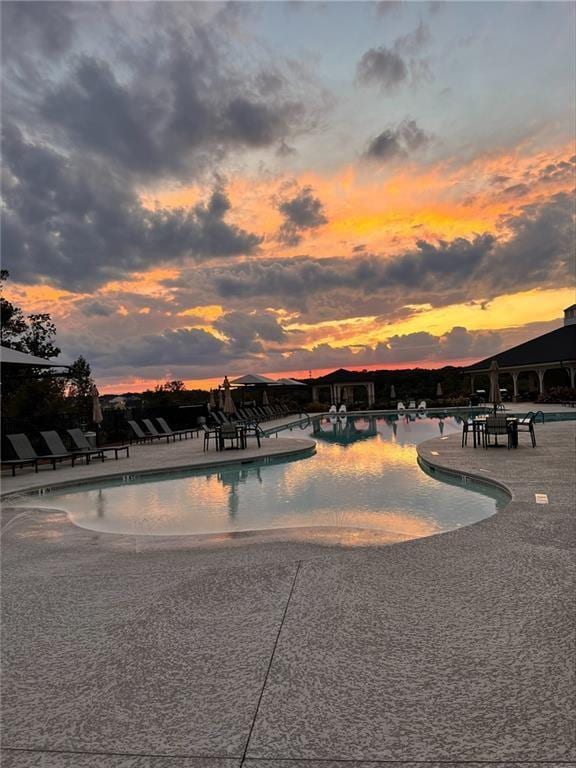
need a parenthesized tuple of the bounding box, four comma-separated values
(1, 1, 574, 392)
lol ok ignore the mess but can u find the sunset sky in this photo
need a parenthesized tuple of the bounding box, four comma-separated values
(2, 1, 574, 392)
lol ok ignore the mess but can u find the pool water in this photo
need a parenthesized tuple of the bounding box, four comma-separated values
(29, 415, 508, 542)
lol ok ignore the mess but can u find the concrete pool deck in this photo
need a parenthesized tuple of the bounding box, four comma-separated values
(1, 419, 574, 767)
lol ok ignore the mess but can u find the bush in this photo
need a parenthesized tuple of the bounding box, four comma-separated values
(536, 387, 576, 403)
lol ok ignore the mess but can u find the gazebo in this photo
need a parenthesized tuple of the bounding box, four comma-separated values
(310, 368, 376, 407)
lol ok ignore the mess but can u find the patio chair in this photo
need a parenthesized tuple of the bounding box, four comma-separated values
(127, 420, 171, 444)
(201, 423, 219, 452)
(40, 430, 102, 465)
(155, 417, 198, 440)
(219, 423, 242, 450)
(484, 416, 513, 449)
(67, 429, 130, 460)
(244, 421, 264, 448)
(461, 418, 472, 447)
(516, 412, 537, 447)
(6, 433, 77, 471)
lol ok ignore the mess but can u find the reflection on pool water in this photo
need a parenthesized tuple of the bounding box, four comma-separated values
(29, 414, 508, 542)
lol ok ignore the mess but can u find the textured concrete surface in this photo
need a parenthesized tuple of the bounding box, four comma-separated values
(1, 421, 574, 764)
(1, 753, 237, 767)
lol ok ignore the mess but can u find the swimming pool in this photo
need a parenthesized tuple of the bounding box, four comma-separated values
(22, 414, 509, 543)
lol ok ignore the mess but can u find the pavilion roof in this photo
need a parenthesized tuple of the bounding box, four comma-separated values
(464, 324, 576, 372)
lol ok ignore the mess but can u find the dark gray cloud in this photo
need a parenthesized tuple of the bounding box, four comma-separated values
(60, 318, 507, 384)
(365, 119, 431, 162)
(2, 2, 324, 182)
(1, 1, 76, 61)
(1, 122, 262, 290)
(394, 21, 430, 55)
(276, 186, 328, 246)
(77, 300, 116, 318)
(376, 2, 403, 17)
(84, 327, 227, 370)
(357, 22, 432, 92)
(502, 183, 530, 197)
(537, 157, 575, 184)
(214, 310, 287, 354)
(356, 47, 407, 91)
(203, 192, 573, 319)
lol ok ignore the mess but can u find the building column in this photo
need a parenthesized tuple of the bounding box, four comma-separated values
(470, 374, 476, 393)
(511, 371, 519, 400)
(367, 382, 375, 406)
(312, 385, 319, 402)
(569, 367, 575, 389)
(537, 369, 546, 394)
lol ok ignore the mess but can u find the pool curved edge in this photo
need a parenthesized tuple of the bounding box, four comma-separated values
(417, 433, 513, 503)
(0, 437, 316, 502)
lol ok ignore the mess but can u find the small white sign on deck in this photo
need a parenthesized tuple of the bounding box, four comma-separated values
(535, 493, 549, 504)
(430, 451, 440, 456)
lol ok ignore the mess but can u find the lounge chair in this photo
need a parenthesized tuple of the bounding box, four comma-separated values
(2, 436, 39, 476)
(155, 417, 198, 440)
(40, 430, 101, 465)
(141, 418, 178, 442)
(67, 429, 130, 460)
(6, 433, 77, 472)
(127, 420, 171, 444)
(418, 401, 427, 410)
(408, 400, 416, 409)
(397, 402, 406, 411)
(329, 405, 337, 414)
(338, 404, 347, 414)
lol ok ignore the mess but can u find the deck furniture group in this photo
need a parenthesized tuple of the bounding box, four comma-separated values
(2, 405, 295, 477)
(461, 412, 540, 449)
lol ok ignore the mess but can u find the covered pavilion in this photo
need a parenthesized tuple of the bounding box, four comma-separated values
(464, 306, 576, 398)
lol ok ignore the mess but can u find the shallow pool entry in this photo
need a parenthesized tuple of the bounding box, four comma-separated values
(24, 415, 508, 541)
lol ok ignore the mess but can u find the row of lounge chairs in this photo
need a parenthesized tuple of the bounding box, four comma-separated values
(398, 401, 427, 411)
(2, 429, 129, 476)
(210, 403, 293, 426)
(127, 418, 199, 444)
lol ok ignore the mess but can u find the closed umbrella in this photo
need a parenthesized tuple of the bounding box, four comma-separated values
(390, 384, 396, 400)
(218, 388, 224, 410)
(436, 382, 443, 397)
(91, 384, 103, 425)
(208, 389, 216, 410)
(489, 359, 502, 413)
(222, 376, 237, 415)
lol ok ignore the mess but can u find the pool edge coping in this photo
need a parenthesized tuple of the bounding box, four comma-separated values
(0, 439, 317, 502)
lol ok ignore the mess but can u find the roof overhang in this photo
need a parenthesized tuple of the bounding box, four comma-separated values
(0, 346, 70, 368)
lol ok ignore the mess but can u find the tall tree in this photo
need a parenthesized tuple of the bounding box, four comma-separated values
(0, 271, 60, 359)
(66, 356, 95, 426)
